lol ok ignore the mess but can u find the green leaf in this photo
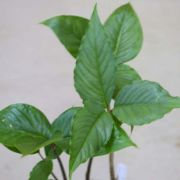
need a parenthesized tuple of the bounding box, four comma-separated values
(41, 3, 143, 64)
(45, 107, 81, 158)
(0, 104, 61, 154)
(104, 3, 143, 63)
(114, 64, 141, 97)
(16, 133, 61, 155)
(45, 143, 63, 160)
(52, 107, 81, 138)
(113, 80, 180, 125)
(4, 145, 38, 154)
(74, 6, 116, 108)
(29, 159, 53, 180)
(69, 107, 113, 176)
(44, 137, 71, 159)
(4, 145, 21, 154)
(41, 16, 89, 58)
(96, 125, 136, 156)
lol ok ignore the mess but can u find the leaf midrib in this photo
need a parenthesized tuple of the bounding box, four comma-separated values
(6, 109, 51, 138)
(0, 127, 49, 141)
(113, 12, 126, 56)
(71, 112, 106, 168)
(95, 45, 109, 108)
(116, 102, 167, 107)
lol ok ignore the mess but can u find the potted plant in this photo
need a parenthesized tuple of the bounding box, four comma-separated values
(0, 3, 179, 180)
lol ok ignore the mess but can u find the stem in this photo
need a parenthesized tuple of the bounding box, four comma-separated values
(107, 106, 116, 180)
(38, 152, 59, 180)
(38, 151, 44, 160)
(86, 158, 93, 180)
(109, 153, 116, 180)
(51, 172, 59, 180)
(54, 151, 67, 180)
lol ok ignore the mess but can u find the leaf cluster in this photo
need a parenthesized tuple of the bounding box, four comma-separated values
(0, 3, 180, 180)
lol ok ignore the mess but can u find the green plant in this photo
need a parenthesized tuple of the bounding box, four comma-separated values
(1, 3, 180, 180)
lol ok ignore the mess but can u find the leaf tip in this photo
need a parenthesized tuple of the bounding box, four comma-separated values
(39, 19, 48, 26)
(132, 142, 138, 148)
(121, 2, 133, 10)
(91, 3, 100, 20)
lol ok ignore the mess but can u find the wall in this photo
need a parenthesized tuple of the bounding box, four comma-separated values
(0, 0, 180, 179)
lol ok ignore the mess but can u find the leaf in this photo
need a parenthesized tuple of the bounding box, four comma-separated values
(29, 159, 53, 180)
(45, 107, 81, 158)
(96, 125, 136, 156)
(4, 145, 21, 154)
(4, 145, 38, 154)
(74, 6, 116, 108)
(113, 80, 180, 125)
(41, 3, 143, 64)
(69, 107, 113, 175)
(114, 64, 141, 97)
(0, 104, 61, 154)
(104, 3, 143, 63)
(52, 107, 81, 138)
(41, 16, 89, 58)
(44, 137, 71, 159)
(45, 143, 63, 160)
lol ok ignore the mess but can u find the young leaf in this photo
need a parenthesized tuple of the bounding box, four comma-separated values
(113, 80, 180, 125)
(45, 107, 81, 158)
(52, 107, 81, 137)
(69, 107, 113, 176)
(29, 159, 53, 180)
(52, 107, 81, 153)
(45, 143, 63, 160)
(74, 6, 116, 108)
(0, 104, 61, 154)
(41, 16, 88, 58)
(114, 64, 141, 97)
(104, 3, 143, 64)
(96, 125, 136, 156)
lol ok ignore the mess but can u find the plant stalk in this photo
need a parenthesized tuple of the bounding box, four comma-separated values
(51, 144, 67, 180)
(55, 153, 67, 180)
(38, 152, 59, 180)
(86, 158, 93, 180)
(109, 153, 116, 180)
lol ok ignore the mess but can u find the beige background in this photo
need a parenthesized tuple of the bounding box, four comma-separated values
(0, 0, 180, 179)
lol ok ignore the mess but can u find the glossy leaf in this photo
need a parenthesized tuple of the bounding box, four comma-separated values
(105, 3, 143, 63)
(114, 64, 141, 97)
(113, 80, 180, 125)
(52, 107, 81, 137)
(0, 104, 61, 154)
(29, 159, 53, 180)
(70, 107, 113, 175)
(42, 16, 88, 58)
(96, 125, 135, 156)
(74, 6, 116, 108)
(45, 107, 81, 158)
